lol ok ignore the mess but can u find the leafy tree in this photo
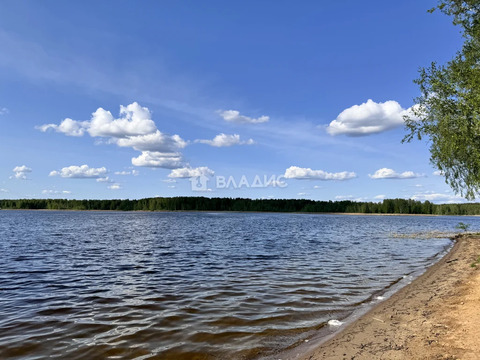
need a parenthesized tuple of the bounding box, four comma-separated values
(403, 0, 480, 199)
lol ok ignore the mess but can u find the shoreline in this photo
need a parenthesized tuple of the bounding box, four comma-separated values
(1, 208, 479, 217)
(286, 234, 480, 359)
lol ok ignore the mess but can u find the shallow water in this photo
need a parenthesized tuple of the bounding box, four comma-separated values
(0, 211, 474, 359)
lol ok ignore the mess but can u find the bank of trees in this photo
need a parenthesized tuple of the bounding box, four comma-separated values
(1, 197, 480, 215)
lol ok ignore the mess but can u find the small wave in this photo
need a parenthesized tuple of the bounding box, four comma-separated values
(389, 231, 457, 239)
(327, 319, 343, 327)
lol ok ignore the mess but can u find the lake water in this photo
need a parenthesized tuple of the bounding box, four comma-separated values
(0, 211, 475, 359)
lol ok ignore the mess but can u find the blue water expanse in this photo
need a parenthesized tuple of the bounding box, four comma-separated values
(0, 211, 477, 359)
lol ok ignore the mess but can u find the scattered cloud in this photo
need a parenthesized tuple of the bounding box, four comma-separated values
(38, 102, 156, 138)
(335, 195, 369, 201)
(114, 170, 139, 176)
(132, 151, 183, 168)
(38, 102, 188, 169)
(12, 165, 32, 180)
(96, 176, 113, 183)
(218, 110, 269, 124)
(116, 130, 187, 152)
(374, 194, 386, 200)
(162, 178, 176, 183)
(433, 170, 444, 176)
(42, 190, 71, 195)
(369, 168, 423, 179)
(284, 166, 357, 181)
(37, 118, 87, 137)
(0, 107, 9, 115)
(297, 192, 309, 196)
(49, 164, 107, 178)
(410, 192, 465, 203)
(0, 188, 9, 192)
(195, 133, 254, 147)
(167, 185, 176, 188)
(108, 183, 121, 190)
(168, 166, 215, 178)
(326, 99, 417, 136)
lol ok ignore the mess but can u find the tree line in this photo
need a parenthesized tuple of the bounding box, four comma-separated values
(1, 197, 480, 215)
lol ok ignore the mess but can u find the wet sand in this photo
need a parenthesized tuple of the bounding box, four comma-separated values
(291, 234, 480, 360)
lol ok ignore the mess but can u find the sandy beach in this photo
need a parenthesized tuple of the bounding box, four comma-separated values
(286, 234, 480, 360)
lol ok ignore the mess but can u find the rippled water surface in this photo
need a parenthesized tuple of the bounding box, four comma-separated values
(0, 211, 475, 359)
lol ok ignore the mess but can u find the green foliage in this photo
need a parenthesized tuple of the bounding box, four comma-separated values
(455, 221, 471, 231)
(404, 0, 480, 199)
(1, 197, 480, 215)
(471, 255, 480, 267)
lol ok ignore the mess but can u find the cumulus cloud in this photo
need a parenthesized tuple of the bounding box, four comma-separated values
(132, 151, 183, 169)
(37, 102, 188, 169)
(168, 166, 215, 178)
(37, 118, 87, 137)
(116, 130, 187, 152)
(195, 133, 255, 147)
(38, 102, 156, 138)
(374, 194, 386, 200)
(369, 168, 423, 179)
(410, 192, 465, 203)
(12, 165, 32, 180)
(108, 183, 121, 190)
(0, 107, 9, 115)
(218, 110, 269, 124)
(49, 164, 107, 178)
(284, 166, 357, 181)
(327, 99, 418, 136)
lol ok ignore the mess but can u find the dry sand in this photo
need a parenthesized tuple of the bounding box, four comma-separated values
(290, 234, 480, 360)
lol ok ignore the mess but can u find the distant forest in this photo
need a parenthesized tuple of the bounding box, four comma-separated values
(1, 197, 480, 215)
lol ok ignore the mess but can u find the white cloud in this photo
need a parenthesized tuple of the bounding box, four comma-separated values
(284, 166, 357, 181)
(162, 178, 176, 183)
(37, 118, 87, 137)
(38, 102, 156, 138)
(131, 151, 183, 168)
(12, 165, 32, 180)
(168, 166, 215, 178)
(42, 190, 71, 195)
(195, 133, 255, 147)
(374, 194, 386, 200)
(433, 170, 444, 176)
(0, 107, 9, 115)
(96, 176, 113, 183)
(369, 168, 423, 179)
(327, 99, 418, 136)
(115, 170, 139, 176)
(218, 110, 269, 124)
(297, 192, 309, 196)
(108, 183, 121, 190)
(410, 192, 465, 203)
(38, 102, 189, 169)
(116, 130, 186, 152)
(0, 188, 8, 192)
(49, 164, 107, 178)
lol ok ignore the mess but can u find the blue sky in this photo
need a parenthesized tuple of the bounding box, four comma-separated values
(0, 0, 468, 203)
